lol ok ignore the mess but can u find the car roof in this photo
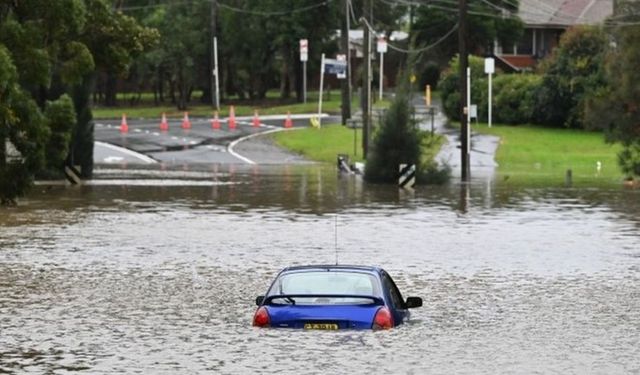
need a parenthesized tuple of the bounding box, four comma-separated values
(279, 265, 383, 274)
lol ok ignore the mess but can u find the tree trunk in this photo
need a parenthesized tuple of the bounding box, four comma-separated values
(0, 134, 5, 169)
(280, 45, 291, 99)
(158, 67, 165, 103)
(177, 63, 186, 110)
(68, 74, 95, 179)
(294, 52, 303, 102)
(105, 72, 118, 107)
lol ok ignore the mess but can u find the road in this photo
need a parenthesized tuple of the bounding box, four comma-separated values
(413, 95, 499, 176)
(94, 114, 337, 165)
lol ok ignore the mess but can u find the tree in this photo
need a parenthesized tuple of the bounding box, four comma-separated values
(0, 0, 157, 204)
(0, 45, 48, 205)
(536, 26, 607, 128)
(413, 0, 523, 67)
(585, 2, 640, 179)
(364, 85, 421, 183)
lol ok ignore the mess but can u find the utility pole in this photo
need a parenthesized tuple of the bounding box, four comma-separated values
(340, 0, 351, 125)
(361, 0, 372, 159)
(210, 0, 218, 108)
(459, 0, 470, 180)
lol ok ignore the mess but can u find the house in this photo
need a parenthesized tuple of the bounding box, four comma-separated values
(494, 0, 613, 71)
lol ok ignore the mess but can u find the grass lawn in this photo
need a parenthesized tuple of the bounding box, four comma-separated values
(271, 123, 445, 165)
(92, 90, 382, 119)
(473, 123, 625, 185)
(271, 124, 364, 163)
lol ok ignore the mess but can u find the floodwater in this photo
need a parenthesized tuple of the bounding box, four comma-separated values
(1, 165, 639, 374)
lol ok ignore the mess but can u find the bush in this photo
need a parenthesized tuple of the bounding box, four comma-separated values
(419, 61, 441, 89)
(491, 74, 542, 124)
(440, 55, 486, 121)
(535, 26, 607, 128)
(365, 90, 421, 183)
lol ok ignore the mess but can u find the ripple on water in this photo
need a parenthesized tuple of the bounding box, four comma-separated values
(1, 175, 639, 373)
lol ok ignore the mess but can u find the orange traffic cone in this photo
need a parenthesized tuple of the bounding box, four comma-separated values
(228, 106, 236, 130)
(211, 111, 221, 130)
(159, 113, 169, 131)
(181, 112, 191, 129)
(120, 113, 129, 133)
(284, 111, 293, 128)
(252, 109, 260, 128)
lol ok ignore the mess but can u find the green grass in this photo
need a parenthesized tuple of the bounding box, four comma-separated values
(473, 123, 624, 185)
(271, 123, 445, 165)
(271, 124, 364, 163)
(92, 90, 377, 119)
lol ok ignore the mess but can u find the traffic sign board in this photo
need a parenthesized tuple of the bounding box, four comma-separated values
(377, 37, 387, 54)
(300, 39, 308, 62)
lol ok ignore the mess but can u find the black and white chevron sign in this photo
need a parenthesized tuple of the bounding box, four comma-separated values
(398, 164, 416, 189)
(64, 165, 82, 185)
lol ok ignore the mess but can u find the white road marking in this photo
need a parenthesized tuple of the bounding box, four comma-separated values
(95, 141, 158, 164)
(227, 127, 301, 164)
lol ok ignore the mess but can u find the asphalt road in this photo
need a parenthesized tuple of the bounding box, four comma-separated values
(94, 114, 338, 165)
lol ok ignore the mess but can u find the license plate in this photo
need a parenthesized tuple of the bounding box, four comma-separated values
(304, 323, 339, 330)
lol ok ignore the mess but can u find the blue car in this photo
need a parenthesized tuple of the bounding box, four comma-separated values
(253, 265, 422, 330)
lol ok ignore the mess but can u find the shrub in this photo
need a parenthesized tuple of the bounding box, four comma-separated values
(440, 55, 486, 121)
(492, 74, 542, 124)
(419, 61, 441, 89)
(365, 90, 421, 183)
(535, 26, 607, 128)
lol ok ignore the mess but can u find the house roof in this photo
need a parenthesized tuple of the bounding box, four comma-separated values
(518, 0, 613, 27)
(495, 55, 537, 71)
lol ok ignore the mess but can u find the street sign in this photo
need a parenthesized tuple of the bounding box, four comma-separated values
(377, 37, 387, 54)
(336, 54, 346, 79)
(484, 57, 495, 74)
(323, 58, 347, 75)
(300, 39, 308, 62)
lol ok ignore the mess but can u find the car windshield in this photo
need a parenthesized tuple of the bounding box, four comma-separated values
(267, 270, 380, 305)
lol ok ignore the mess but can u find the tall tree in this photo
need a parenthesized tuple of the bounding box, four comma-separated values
(413, 0, 523, 66)
(0, 0, 157, 204)
(585, 1, 640, 179)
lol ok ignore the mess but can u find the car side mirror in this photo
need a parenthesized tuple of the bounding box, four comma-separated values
(255, 296, 265, 306)
(405, 297, 422, 308)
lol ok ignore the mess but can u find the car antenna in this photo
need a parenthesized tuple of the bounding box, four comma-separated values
(334, 214, 339, 265)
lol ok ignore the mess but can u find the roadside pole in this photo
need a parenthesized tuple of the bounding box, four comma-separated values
(213, 37, 220, 111)
(300, 39, 308, 104)
(467, 67, 471, 157)
(459, 0, 470, 181)
(485, 57, 494, 128)
(377, 36, 387, 101)
(426, 85, 434, 135)
(318, 53, 325, 127)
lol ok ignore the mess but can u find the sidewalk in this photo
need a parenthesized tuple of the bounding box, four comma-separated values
(413, 95, 499, 176)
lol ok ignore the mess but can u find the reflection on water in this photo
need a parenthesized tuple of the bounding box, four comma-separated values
(1, 165, 639, 374)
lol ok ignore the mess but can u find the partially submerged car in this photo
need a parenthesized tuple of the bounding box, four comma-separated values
(253, 265, 422, 330)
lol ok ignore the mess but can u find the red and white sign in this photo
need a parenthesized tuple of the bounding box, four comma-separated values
(377, 36, 387, 54)
(299, 39, 308, 62)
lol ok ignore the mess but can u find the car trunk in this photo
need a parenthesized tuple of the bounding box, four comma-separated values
(266, 304, 380, 329)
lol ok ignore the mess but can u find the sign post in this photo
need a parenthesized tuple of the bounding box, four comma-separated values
(484, 57, 495, 128)
(300, 39, 308, 103)
(377, 36, 387, 101)
(213, 37, 220, 111)
(318, 53, 325, 127)
(318, 55, 347, 128)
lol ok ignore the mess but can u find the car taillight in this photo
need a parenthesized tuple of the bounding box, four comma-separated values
(372, 307, 394, 330)
(252, 306, 270, 327)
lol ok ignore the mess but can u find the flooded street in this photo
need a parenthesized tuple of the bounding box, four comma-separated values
(1, 165, 639, 374)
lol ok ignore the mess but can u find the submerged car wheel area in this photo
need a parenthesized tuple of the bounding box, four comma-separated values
(253, 265, 422, 330)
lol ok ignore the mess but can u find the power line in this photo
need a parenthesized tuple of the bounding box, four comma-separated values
(119, 0, 332, 15)
(360, 16, 459, 53)
(217, 0, 332, 16)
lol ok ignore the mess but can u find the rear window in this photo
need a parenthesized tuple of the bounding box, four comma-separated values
(267, 271, 380, 305)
